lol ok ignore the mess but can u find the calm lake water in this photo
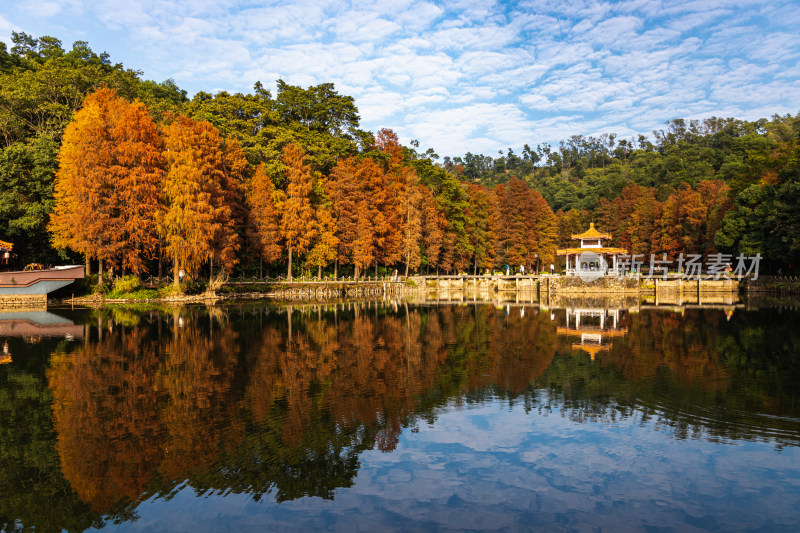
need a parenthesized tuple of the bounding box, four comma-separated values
(1, 299, 800, 532)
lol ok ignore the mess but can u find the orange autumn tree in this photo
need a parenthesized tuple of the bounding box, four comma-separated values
(49, 87, 164, 282)
(400, 181, 424, 276)
(420, 186, 443, 274)
(596, 184, 660, 257)
(354, 158, 390, 277)
(279, 144, 316, 280)
(306, 204, 339, 278)
(246, 163, 283, 277)
(493, 179, 558, 270)
(210, 137, 248, 280)
(376, 128, 424, 276)
(372, 130, 405, 274)
(652, 180, 730, 257)
(528, 187, 559, 268)
(327, 156, 387, 278)
(326, 157, 360, 276)
(160, 115, 239, 287)
(465, 183, 497, 274)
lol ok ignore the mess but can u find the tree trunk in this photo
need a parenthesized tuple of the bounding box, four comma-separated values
(210, 256, 214, 284)
(287, 245, 293, 281)
(85, 254, 91, 276)
(375, 261, 378, 277)
(334, 260, 338, 280)
(318, 265, 322, 279)
(98, 258, 103, 286)
(173, 259, 180, 288)
(405, 262, 409, 277)
(158, 249, 162, 280)
(260, 257, 263, 280)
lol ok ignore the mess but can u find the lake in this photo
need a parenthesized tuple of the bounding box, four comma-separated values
(1, 299, 799, 531)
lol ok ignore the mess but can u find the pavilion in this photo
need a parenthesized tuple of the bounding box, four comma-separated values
(557, 223, 627, 276)
(0, 240, 12, 266)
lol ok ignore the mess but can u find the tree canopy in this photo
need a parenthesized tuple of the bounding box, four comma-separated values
(0, 32, 797, 276)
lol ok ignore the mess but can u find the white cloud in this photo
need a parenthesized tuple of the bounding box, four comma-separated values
(0, 0, 797, 155)
(19, 0, 62, 18)
(0, 15, 19, 44)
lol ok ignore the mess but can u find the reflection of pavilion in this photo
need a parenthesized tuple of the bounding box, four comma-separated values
(1, 340, 10, 364)
(556, 307, 628, 360)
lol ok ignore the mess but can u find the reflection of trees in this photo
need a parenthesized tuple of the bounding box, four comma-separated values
(603, 310, 731, 387)
(0, 337, 99, 531)
(157, 307, 243, 481)
(48, 326, 165, 512)
(42, 303, 564, 514)
(538, 308, 800, 446)
(27, 303, 800, 528)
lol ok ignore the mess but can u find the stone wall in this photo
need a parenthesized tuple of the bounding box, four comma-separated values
(545, 276, 641, 294)
(0, 294, 47, 307)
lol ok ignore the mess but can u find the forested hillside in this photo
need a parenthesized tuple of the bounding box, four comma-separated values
(2, 33, 798, 279)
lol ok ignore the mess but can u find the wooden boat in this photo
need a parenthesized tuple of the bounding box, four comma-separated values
(0, 265, 85, 295)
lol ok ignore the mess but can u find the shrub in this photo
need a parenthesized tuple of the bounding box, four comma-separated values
(159, 284, 184, 297)
(113, 275, 141, 294)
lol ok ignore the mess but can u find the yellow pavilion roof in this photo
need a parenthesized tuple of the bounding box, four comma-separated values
(556, 247, 628, 255)
(571, 222, 612, 241)
(0, 240, 12, 251)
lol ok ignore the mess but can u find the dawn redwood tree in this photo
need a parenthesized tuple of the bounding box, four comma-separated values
(368, 158, 402, 274)
(326, 156, 360, 276)
(493, 179, 557, 270)
(528, 187, 559, 268)
(49, 87, 163, 283)
(246, 163, 282, 277)
(306, 204, 339, 279)
(401, 181, 424, 276)
(465, 183, 497, 274)
(493, 182, 524, 267)
(279, 143, 315, 280)
(596, 184, 660, 257)
(327, 156, 397, 278)
(352, 200, 376, 278)
(652, 180, 730, 257)
(376, 128, 404, 170)
(420, 186, 443, 273)
(159, 114, 239, 287)
(210, 137, 248, 280)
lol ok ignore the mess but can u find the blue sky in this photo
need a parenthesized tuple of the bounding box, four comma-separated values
(2, 0, 799, 156)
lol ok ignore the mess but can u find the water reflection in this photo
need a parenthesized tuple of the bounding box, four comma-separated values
(0, 301, 799, 530)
